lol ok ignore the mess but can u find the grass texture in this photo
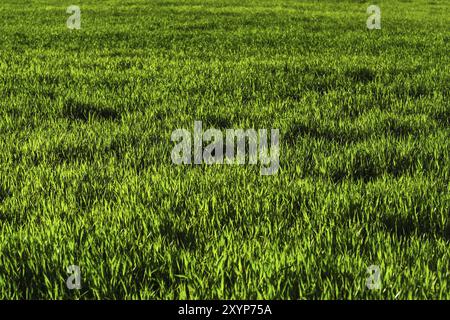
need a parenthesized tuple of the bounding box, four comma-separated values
(0, 0, 449, 299)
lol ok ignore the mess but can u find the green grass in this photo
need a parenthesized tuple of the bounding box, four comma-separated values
(0, 0, 449, 299)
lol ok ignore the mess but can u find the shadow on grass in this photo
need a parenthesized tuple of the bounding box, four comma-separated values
(284, 121, 365, 145)
(344, 67, 375, 84)
(63, 99, 120, 122)
(434, 108, 450, 127)
(0, 186, 11, 203)
(381, 214, 450, 241)
(159, 220, 197, 251)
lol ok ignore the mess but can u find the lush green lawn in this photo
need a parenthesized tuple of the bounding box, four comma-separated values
(0, 0, 449, 299)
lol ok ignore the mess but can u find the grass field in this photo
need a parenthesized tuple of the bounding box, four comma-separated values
(0, 0, 449, 299)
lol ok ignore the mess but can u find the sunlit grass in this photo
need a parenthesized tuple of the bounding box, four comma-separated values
(0, 0, 449, 299)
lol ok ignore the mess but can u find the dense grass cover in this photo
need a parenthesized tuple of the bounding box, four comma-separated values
(0, 0, 449, 299)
